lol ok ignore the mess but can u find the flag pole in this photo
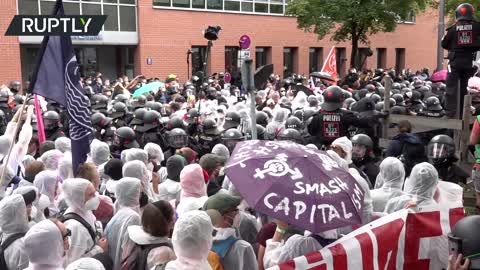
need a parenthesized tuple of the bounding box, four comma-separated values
(1, 98, 29, 185)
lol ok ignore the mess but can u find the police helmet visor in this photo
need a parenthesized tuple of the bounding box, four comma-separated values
(44, 119, 58, 129)
(427, 143, 452, 159)
(168, 134, 188, 149)
(223, 139, 241, 152)
(352, 144, 367, 159)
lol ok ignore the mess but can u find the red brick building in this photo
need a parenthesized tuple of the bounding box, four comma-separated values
(1, 0, 442, 85)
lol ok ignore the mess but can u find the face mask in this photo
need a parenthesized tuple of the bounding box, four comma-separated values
(84, 196, 100, 211)
(139, 192, 149, 208)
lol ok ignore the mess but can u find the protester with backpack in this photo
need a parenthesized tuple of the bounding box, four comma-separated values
(23, 219, 70, 270)
(202, 193, 258, 270)
(0, 194, 31, 270)
(62, 178, 107, 265)
(105, 177, 142, 270)
(385, 120, 427, 176)
(124, 201, 176, 270)
(165, 210, 213, 270)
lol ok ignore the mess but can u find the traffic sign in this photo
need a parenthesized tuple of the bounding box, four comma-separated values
(224, 72, 231, 83)
(239, 34, 251, 50)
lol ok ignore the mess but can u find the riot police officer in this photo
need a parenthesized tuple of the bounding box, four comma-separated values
(0, 89, 11, 120)
(0, 110, 6, 135)
(109, 102, 129, 129)
(223, 111, 241, 130)
(43, 111, 65, 141)
(91, 112, 115, 144)
(222, 128, 244, 152)
(428, 135, 469, 184)
(351, 134, 379, 187)
(420, 96, 446, 117)
(245, 124, 267, 140)
(162, 128, 192, 165)
(8, 80, 21, 95)
(442, 3, 480, 118)
(256, 111, 269, 128)
(185, 108, 201, 137)
(285, 116, 303, 133)
(308, 86, 377, 149)
(140, 110, 167, 149)
(198, 118, 222, 157)
(110, 126, 139, 159)
(91, 94, 109, 115)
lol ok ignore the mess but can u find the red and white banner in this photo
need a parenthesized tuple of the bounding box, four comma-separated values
(320, 46, 338, 84)
(269, 203, 464, 270)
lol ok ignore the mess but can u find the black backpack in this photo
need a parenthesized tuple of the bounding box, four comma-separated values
(121, 241, 173, 270)
(59, 212, 97, 243)
(0, 232, 26, 270)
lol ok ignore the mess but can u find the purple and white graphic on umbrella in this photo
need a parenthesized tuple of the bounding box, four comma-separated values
(225, 140, 365, 233)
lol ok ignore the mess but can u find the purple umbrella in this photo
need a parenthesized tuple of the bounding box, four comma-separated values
(430, 70, 447, 82)
(224, 140, 364, 233)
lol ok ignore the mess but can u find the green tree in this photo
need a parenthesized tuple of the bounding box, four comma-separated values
(286, 0, 431, 69)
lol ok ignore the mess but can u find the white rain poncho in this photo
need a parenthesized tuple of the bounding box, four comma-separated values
(291, 91, 307, 112)
(123, 160, 158, 201)
(264, 234, 322, 268)
(106, 177, 142, 270)
(384, 162, 439, 213)
(370, 157, 405, 212)
(331, 136, 353, 165)
(1, 120, 33, 182)
(144, 143, 164, 165)
(65, 258, 105, 270)
(33, 170, 58, 215)
(211, 144, 230, 162)
(165, 210, 213, 270)
(55, 137, 72, 153)
(0, 194, 30, 270)
(266, 108, 288, 139)
(90, 140, 110, 166)
(124, 149, 149, 165)
(0, 165, 15, 199)
(23, 219, 65, 270)
(12, 186, 46, 225)
(62, 178, 103, 265)
(58, 153, 74, 182)
(40, 149, 64, 170)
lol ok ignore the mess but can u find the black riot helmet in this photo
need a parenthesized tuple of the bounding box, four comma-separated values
(428, 135, 455, 166)
(202, 118, 222, 136)
(140, 110, 161, 132)
(13, 94, 24, 105)
(43, 111, 61, 130)
(110, 102, 127, 119)
(456, 3, 475, 22)
(222, 128, 244, 152)
(130, 108, 147, 125)
(131, 95, 147, 109)
(0, 89, 10, 102)
(351, 134, 374, 160)
(186, 108, 200, 124)
(285, 116, 303, 131)
(322, 86, 346, 111)
(392, 82, 401, 90)
(368, 94, 381, 104)
(391, 106, 407, 115)
(224, 111, 241, 130)
(8, 80, 21, 93)
(91, 112, 111, 128)
(114, 126, 139, 149)
(91, 94, 108, 110)
(392, 94, 406, 106)
(114, 94, 129, 104)
(426, 96, 443, 111)
(150, 102, 164, 113)
(448, 215, 480, 269)
(256, 111, 269, 127)
(144, 101, 155, 110)
(167, 117, 186, 130)
(277, 128, 303, 144)
(0, 110, 5, 124)
(246, 125, 266, 140)
(168, 128, 189, 149)
(344, 98, 356, 110)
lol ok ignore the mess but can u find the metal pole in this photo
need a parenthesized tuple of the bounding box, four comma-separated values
(437, 0, 445, 71)
(242, 58, 257, 140)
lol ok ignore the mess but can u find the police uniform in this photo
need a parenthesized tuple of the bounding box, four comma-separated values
(45, 127, 66, 142)
(442, 5, 480, 118)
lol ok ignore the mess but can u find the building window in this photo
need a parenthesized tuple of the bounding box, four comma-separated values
(336, 47, 347, 78)
(376, 48, 387, 69)
(255, 47, 271, 69)
(309, 47, 323, 73)
(29, 0, 137, 32)
(225, 47, 240, 74)
(283, 47, 297, 78)
(357, 48, 372, 70)
(395, 48, 406, 74)
(191, 46, 207, 76)
(402, 11, 416, 23)
(153, 0, 287, 15)
(74, 47, 99, 77)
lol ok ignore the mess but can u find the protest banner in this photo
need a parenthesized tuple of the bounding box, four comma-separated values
(269, 203, 464, 270)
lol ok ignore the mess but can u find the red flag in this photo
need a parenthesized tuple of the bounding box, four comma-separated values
(34, 95, 46, 144)
(321, 46, 338, 84)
